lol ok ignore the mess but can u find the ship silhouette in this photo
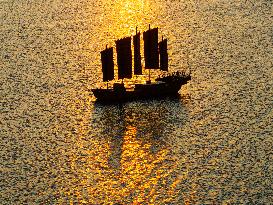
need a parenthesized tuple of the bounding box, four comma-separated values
(92, 25, 191, 102)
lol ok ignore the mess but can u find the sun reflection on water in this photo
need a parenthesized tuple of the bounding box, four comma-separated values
(99, 0, 161, 40)
(125, 125, 191, 204)
(55, 99, 191, 204)
(83, 124, 189, 204)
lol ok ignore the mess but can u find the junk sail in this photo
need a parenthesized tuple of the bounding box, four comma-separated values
(143, 27, 159, 69)
(116, 37, 132, 79)
(101, 47, 114, 82)
(159, 38, 168, 71)
(133, 30, 142, 75)
(101, 26, 165, 82)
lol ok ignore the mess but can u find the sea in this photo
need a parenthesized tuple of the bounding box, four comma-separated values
(1, 0, 272, 204)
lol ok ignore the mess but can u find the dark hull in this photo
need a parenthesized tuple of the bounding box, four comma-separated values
(92, 80, 188, 103)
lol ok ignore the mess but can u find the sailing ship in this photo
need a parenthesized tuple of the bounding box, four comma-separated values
(92, 25, 191, 102)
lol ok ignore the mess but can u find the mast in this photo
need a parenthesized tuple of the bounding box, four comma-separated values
(101, 46, 114, 82)
(115, 37, 133, 80)
(159, 37, 168, 71)
(133, 27, 142, 75)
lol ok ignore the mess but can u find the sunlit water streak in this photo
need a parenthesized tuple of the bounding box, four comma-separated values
(1, 0, 272, 204)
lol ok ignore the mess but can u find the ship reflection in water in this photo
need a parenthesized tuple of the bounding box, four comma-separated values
(78, 98, 190, 204)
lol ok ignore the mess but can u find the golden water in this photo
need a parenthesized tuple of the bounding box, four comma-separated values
(1, 0, 272, 204)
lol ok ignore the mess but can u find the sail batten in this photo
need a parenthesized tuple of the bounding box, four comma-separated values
(159, 39, 168, 71)
(101, 47, 114, 82)
(133, 32, 142, 75)
(143, 27, 159, 69)
(116, 37, 132, 79)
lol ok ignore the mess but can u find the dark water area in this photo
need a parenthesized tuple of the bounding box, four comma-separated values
(1, 0, 272, 204)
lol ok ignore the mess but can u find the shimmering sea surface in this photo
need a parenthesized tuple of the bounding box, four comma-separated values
(1, 0, 272, 204)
